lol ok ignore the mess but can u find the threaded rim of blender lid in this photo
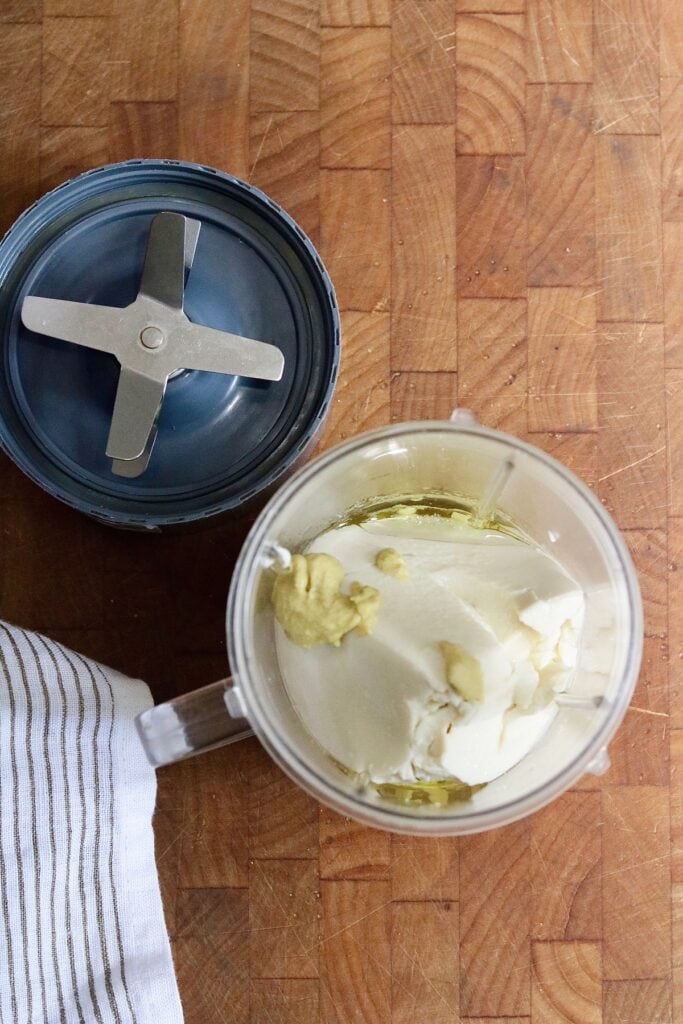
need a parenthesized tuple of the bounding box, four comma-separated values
(0, 160, 340, 527)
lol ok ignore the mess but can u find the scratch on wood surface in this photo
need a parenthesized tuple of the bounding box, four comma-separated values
(393, 939, 454, 1011)
(156, 828, 188, 862)
(249, 113, 273, 177)
(319, 973, 344, 1019)
(598, 446, 666, 481)
(601, 854, 671, 878)
(530, 834, 552, 886)
(308, 898, 392, 953)
(629, 706, 669, 717)
(252, 867, 314, 955)
(413, 2, 455, 60)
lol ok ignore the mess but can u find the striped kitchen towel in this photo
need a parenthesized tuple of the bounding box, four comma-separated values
(0, 622, 183, 1024)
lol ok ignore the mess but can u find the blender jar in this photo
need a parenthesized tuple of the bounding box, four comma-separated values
(137, 418, 642, 835)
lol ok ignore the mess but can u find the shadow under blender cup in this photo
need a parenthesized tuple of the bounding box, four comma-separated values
(137, 420, 643, 837)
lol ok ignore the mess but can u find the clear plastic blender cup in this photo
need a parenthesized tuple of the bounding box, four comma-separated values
(137, 416, 642, 835)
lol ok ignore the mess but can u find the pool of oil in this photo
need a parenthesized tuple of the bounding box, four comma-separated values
(339, 491, 526, 541)
(332, 759, 485, 808)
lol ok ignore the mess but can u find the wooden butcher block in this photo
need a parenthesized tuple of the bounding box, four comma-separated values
(0, 0, 680, 1021)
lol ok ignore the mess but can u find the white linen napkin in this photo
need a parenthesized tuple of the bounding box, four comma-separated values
(0, 622, 183, 1024)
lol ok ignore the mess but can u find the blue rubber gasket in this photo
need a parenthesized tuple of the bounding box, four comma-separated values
(0, 160, 340, 528)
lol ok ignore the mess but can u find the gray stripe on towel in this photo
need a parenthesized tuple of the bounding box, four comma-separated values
(61, 646, 105, 1023)
(0, 626, 32, 1022)
(6, 629, 49, 1023)
(24, 631, 68, 1023)
(0, 635, 18, 1024)
(37, 634, 87, 1024)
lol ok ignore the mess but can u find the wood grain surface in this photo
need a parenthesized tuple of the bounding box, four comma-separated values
(0, 1, 680, 1021)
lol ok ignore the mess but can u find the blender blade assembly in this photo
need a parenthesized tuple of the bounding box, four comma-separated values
(21, 211, 285, 478)
(0, 160, 339, 527)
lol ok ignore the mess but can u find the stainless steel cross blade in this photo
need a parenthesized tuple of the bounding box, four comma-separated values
(21, 211, 285, 478)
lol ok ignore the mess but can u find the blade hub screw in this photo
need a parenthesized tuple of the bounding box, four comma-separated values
(140, 326, 164, 349)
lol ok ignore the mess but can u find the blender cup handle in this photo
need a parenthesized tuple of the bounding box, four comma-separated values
(135, 679, 253, 767)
